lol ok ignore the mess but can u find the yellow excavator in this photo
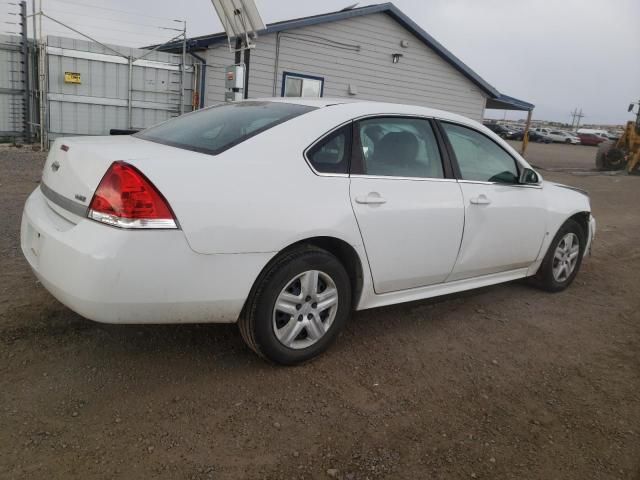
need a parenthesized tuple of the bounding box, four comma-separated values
(596, 100, 640, 174)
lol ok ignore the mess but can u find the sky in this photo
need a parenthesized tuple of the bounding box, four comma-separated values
(15, 0, 640, 125)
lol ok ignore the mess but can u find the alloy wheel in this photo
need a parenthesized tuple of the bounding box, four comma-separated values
(552, 233, 580, 282)
(272, 270, 339, 349)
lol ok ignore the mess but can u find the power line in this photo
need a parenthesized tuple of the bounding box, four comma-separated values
(42, 26, 163, 48)
(47, 0, 184, 23)
(43, 11, 177, 35)
(41, 17, 175, 42)
(45, 6, 179, 30)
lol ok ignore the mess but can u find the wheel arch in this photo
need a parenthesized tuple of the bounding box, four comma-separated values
(240, 236, 365, 318)
(529, 209, 591, 277)
(567, 211, 591, 240)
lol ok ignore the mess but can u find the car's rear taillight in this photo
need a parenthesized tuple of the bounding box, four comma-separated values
(88, 161, 178, 229)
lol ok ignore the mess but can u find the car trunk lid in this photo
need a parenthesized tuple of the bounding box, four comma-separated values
(40, 135, 178, 222)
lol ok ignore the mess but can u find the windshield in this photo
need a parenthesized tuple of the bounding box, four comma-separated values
(136, 101, 317, 155)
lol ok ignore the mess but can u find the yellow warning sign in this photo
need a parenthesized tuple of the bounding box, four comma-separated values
(64, 72, 81, 84)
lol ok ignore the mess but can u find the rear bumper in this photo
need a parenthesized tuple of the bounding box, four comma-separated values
(20, 187, 273, 324)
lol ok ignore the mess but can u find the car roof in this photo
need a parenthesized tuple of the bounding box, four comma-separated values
(253, 97, 362, 108)
(249, 97, 478, 126)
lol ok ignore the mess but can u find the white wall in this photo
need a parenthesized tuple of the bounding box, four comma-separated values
(205, 12, 487, 120)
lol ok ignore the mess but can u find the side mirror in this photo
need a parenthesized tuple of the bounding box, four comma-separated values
(519, 167, 540, 185)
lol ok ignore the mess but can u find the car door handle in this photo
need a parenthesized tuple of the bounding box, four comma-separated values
(470, 194, 491, 205)
(355, 193, 387, 205)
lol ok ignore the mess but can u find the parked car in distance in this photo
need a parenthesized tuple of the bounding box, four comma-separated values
(510, 130, 553, 143)
(578, 132, 607, 146)
(547, 130, 581, 144)
(605, 131, 621, 141)
(577, 128, 609, 139)
(483, 122, 514, 138)
(21, 99, 596, 364)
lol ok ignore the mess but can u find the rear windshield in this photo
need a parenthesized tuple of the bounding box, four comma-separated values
(136, 101, 317, 155)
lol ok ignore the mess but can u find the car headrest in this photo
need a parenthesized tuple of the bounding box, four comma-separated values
(373, 131, 419, 164)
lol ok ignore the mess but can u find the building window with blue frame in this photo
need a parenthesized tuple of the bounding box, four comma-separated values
(281, 72, 324, 98)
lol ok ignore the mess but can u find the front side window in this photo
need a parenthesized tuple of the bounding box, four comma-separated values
(282, 72, 324, 98)
(441, 122, 519, 184)
(306, 125, 351, 174)
(136, 101, 316, 155)
(355, 117, 444, 179)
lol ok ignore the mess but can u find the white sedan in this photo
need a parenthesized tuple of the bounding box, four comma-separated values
(546, 130, 581, 144)
(21, 99, 596, 364)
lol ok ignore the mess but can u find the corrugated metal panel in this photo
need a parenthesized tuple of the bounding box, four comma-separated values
(46, 35, 195, 140)
(206, 13, 487, 120)
(0, 34, 26, 138)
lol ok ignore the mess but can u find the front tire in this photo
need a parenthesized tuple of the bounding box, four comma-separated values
(532, 219, 586, 292)
(238, 246, 351, 365)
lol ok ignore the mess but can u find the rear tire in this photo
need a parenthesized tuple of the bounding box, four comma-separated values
(603, 147, 626, 170)
(531, 219, 586, 292)
(596, 140, 613, 169)
(238, 246, 351, 365)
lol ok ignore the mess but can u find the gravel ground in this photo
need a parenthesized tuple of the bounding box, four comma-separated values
(507, 140, 603, 171)
(1, 144, 639, 480)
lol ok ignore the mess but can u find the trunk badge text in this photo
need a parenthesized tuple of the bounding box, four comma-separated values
(51, 161, 60, 172)
(75, 194, 87, 203)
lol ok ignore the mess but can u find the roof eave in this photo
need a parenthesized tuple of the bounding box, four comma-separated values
(486, 93, 535, 111)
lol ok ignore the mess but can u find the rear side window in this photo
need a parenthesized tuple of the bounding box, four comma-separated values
(136, 101, 316, 155)
(356, 117, 444, 179)
(306, 125, 351, 174)
(441, 122, 519, 184)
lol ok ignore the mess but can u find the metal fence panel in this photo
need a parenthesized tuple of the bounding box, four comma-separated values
(45, 35, 195, 141)
(0, 34, 26, 139)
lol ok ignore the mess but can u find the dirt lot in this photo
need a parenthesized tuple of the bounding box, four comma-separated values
(1, 143, 639, 480)
(508, 140, 602, 171)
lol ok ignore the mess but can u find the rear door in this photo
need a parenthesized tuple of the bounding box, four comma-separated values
(349, 116, 464, 293)
(438, 121, 547, 281)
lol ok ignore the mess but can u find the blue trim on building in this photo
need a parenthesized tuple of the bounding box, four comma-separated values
(280, 71, 325, 97)
(486, 93, 534, 111)
(160, 2, 533, 110)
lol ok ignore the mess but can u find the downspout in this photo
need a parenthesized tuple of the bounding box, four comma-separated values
(272, 32, 281, 97)
(243, 46, 250, 99)
(189, 50, 207, 109)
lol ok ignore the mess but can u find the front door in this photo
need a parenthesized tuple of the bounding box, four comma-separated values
(439, 121, 547, 281)
(349, 116, 465, 293)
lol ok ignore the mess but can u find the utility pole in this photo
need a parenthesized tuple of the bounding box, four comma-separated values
(575, 108, 584, 130)
(570, 108, 584, 130)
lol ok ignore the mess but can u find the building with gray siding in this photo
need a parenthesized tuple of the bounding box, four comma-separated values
(161, 3, 533, 120)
